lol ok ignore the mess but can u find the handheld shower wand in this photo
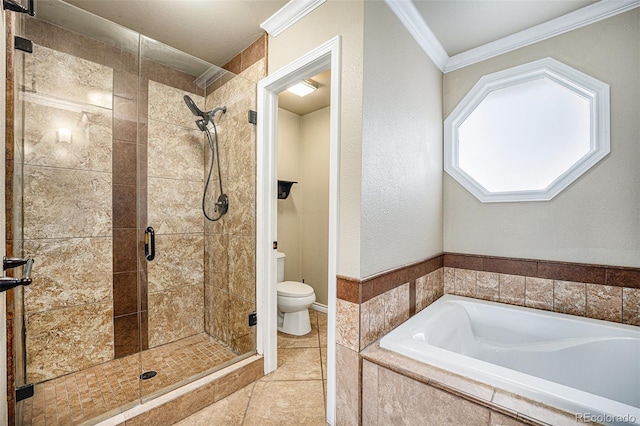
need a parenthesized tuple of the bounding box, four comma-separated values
(184, 95, 227, 131)
(183, 95, 228, 221)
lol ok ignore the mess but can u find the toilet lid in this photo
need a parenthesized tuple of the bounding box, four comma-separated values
(277, 281, 314, 297)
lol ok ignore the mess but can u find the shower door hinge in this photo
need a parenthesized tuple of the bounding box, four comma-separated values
(248, 311, 257, 327)
(3, 0, 34, 16)
(16, 383, 34, 402)
(248, 110, 257, 125)
(14, 36, 33, 54)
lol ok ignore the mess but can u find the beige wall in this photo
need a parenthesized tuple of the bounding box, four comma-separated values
(268, 0, 364, 279)
(301, 107, 330, 305)
(277, 108, 303, 281)
(269, 0, 445, 280)
(360, 1, 443, 277)
(277, 107, 331, 306)
(443, 9, 640, 268)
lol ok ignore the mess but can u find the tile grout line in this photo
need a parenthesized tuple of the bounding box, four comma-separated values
(239, 381, 256, 425)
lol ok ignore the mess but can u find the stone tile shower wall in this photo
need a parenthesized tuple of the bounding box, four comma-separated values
(17, 17, 210, 379)
(204, 36, 266, 355)
(21, 44, 114, 383)
(14, 17, 264, 386)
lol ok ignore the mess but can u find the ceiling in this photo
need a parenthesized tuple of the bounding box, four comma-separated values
(61, 0, 288, 67)
(42, 0, 613, 114)
(56, 0, 606, 67)
(413, 0, 599, 56)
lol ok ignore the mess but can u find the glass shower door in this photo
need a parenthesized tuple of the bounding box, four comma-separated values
(13, 6, 143, 423)
(138, 35, 258, 400)
(11, 1, 259, 423)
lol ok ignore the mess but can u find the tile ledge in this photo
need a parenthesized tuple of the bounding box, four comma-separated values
(361, 342, 573, 426)
(94, 354, 263, 426)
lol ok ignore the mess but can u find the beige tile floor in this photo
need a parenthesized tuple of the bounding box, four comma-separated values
(176, 310, 328, 425)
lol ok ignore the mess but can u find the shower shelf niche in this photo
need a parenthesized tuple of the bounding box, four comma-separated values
(277, 180, 297, 199)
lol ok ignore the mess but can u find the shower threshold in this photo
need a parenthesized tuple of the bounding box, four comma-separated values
(19, 333, 245, 425)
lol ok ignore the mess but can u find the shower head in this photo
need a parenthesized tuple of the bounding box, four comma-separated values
(184, 95, 227, 132)
(184, 95, 208, 123)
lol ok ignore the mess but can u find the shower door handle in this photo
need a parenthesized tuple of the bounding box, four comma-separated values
(145, 227, 155, 261)
(0, 257, 34, 293)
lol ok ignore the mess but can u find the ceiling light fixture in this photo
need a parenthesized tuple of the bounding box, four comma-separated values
(287, 79, 318, 97)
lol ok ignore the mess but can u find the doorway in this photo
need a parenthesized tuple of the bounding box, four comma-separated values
(256, 36, 341, 424)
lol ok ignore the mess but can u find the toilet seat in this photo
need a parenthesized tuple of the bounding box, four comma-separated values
(277, 281, 314, 297)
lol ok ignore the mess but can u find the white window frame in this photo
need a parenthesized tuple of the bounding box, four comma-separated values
(444, 57, 610, 203)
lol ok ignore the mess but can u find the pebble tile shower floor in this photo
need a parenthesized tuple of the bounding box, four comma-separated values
(20, 333, 239, 425)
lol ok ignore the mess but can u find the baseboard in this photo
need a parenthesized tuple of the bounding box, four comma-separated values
(311, 302, 328, 313)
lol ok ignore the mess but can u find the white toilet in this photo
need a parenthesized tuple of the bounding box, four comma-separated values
(277, 252, 316, 336)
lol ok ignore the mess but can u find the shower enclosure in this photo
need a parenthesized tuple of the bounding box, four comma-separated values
(9, 1, 259, 424)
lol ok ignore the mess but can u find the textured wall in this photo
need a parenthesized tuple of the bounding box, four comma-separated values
(268, 0, 364, 279)
(360, 1, 443, 278)
(276, 108, 302, 282)
(300, 107, 330, 305)
(276, 107, 331, 305)
(443, 9, 640, 268)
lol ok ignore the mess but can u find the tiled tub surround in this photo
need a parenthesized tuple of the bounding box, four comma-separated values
(377, 295, 640, 424)
(335, 253, 640, 424)
(362, 344, 564, 426)
(335, 255, 444, 425)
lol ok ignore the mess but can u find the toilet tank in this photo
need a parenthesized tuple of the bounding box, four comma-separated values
(277, 252, 285, 283)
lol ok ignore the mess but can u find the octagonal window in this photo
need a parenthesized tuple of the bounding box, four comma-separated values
(444, 58, 610, 202)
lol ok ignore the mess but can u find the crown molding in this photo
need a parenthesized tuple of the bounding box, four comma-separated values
(384, 0, 640, 74)
(445, 0, 640, 72)
(261, 0, 326, 37)
(383, 0, 448, 72)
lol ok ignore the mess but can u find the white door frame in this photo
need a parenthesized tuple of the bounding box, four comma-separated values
(256, 35, 341, 425)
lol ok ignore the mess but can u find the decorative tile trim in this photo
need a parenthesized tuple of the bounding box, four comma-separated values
(338, 252, 640, 305)
(445, 267, 640, 326)
(339, 252, 640, 334)
(444, 253, 639, 288)
(337, 254, 444, 304)
(336, 276, 360, 303)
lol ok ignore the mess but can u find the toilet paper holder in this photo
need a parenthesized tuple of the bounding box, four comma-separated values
(277, 180, 297, 199)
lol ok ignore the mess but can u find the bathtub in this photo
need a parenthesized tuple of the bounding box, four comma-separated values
(380, 294, 640, 425)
